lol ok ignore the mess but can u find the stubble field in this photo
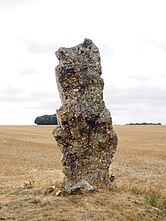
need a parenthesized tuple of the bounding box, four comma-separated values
(0, 125, 166, 221)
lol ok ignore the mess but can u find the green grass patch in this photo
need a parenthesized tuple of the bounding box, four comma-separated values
(145, 194, 166, 209)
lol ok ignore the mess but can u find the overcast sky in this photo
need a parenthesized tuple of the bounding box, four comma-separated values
(0, 0, 166, 125)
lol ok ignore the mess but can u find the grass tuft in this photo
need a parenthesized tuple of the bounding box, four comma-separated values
(146, 194, 166, 209)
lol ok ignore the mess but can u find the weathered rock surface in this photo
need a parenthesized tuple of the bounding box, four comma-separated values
(64, 180, 94, 194)
(53, 39, 118, 190)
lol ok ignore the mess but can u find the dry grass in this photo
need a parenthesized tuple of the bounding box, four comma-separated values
(0, 125, 166, 220)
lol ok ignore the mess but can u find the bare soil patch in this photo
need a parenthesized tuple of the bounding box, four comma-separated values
(0, 125, 165, 220)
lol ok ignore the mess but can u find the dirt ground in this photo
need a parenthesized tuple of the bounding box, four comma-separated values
(0, 125, 166, 221)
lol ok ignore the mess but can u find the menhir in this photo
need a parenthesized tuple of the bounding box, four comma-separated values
(53, 39, 118, 190)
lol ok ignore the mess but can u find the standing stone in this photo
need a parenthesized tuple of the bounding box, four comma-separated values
(53, 39, 118, 190)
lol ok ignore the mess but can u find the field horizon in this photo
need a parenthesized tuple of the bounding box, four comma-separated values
(0, 125, 165, 220)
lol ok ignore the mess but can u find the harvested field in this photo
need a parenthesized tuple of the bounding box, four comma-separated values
(0, 125, 166, 221)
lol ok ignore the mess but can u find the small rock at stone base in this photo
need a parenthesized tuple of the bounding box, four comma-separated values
(64, 180, 94, 194)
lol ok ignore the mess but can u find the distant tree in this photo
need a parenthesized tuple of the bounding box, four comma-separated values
(126, 122, 161, 125)
(34, 114, 58, 125)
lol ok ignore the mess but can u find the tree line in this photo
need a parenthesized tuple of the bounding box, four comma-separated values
(126, 122, 161, 125)
(34, 114, 58, 125)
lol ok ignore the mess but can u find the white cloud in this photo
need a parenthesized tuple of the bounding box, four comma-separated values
(104, 84, 166, 124)
(18, 68, 39, 76)
(23, 39, 60, 55)
(157, 41, 166, 52)
(0, 0, 36, 10)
